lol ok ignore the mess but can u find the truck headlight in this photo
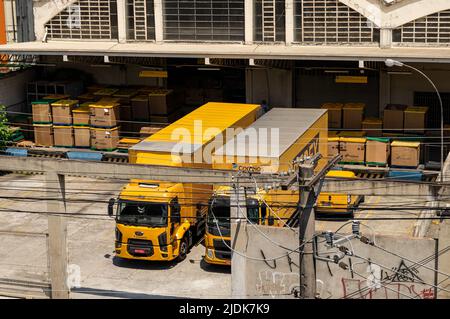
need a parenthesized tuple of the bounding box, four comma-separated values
(206, 248, 214, 259)
(347, 195, 352, 204)
(158, 232, 168, 252)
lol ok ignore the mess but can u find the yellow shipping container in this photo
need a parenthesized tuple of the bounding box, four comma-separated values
(129, 102, 261, 167)
(212, 108, 328, 173)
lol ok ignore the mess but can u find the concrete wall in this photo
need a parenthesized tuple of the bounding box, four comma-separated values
(234, 225, 299, 298)
(235, 225, 443, 299)
(316, 235, 438, 299)
(245, 68, 293, 108)
(384, 63, 450, 107)
(0, 68, 36, 111)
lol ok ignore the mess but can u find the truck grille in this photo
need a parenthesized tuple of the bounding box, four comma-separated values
(127, 238, 154, 257)
(213, 239, 231, 260)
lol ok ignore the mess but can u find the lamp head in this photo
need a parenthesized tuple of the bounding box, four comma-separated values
(385, 59, 404, 68)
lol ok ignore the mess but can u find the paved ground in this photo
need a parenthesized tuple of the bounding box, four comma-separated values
(0, 173, 230, 299)
(316, 195, 422, 237)
(0, 173, 447, 299)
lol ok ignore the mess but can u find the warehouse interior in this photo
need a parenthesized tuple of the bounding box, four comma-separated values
(1, 54, 449, 166)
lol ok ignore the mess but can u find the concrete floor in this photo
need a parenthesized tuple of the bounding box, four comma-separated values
(0, 173, 230, 299)
(0, 173, 446, 299)
(316, 195, 423, 237)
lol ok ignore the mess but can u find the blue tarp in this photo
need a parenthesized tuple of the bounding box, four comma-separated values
(387, 170, 423, 181)
(67, 151, 103, 161)
(5, 147, 28, 157)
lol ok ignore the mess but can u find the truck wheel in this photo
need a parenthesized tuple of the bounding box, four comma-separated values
(177, 237, 188, 262)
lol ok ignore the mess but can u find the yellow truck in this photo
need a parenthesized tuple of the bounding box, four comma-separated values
(108, 102, 261, 262)
(204, 108, 363, 266)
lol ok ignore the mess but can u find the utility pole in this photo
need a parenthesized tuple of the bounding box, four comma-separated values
(46, 172, 69, 299)
(231, 176, 248, 298)
(296, 154, 342, 299)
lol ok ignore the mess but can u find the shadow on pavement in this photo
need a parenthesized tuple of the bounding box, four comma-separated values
(111, 256, 177, 270)
(71, 287, 188, 299)
(199, 259, 230, 274)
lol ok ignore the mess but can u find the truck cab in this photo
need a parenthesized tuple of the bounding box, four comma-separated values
(110, 180, 207, 262)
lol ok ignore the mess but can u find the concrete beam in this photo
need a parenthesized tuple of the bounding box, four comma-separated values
(46, 172, 69, 299)
(0, 156, 281, 186)
(7, 41, 450, 63)
(231, 187, 247, 298)
(285, 0, 295, 44)
(340, 0, 450, 29)
(154, 0, 164, 42)
(117, 0, 127, 43)
(322, 178, 437, 196)
(32, 0, 78, 41)
(244, 0, 254, 44)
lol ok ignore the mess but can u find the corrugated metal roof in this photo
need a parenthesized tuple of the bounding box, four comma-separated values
(130, 102, 260, 152)
(214, 108, 326, 158)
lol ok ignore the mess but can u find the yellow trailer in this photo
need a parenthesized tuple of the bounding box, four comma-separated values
(205, 108, 363, 266)
(109, 102, 261, 262)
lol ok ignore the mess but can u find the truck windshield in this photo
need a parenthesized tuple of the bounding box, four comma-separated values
(117, 200, 168, 227)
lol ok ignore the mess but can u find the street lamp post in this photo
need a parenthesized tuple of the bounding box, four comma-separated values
(385, 59, 445, 183)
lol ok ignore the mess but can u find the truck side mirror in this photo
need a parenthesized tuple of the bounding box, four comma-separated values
(108, 198, 115, 217)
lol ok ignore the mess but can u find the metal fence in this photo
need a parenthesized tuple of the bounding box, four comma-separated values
(162, 0, 245, 41)
(294, 0, 379, 44)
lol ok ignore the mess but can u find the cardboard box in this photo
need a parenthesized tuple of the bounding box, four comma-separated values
(113, 89, 138, 105)
(131, 95, 150, 120)
(383, 104, 407, 132)
(74, 126, 90, 148)
(362, 117, 382, 137)
(72, 103, 91, 126)
(328, 131, 340, 157)
(53, 125, 74, 147)
(140, 126, 162, 138)
(51, 100, 78, 125)
(339, 136, 366, 164)
(77, 93, 97, 103)
(404, 106, 428, 134)
(391, 140, 420, 167)
(32, 100, 54, 123)
(89, 102, 120, 127)
(343, 103, 365, 130)
(148, 89, 176, 115)
(321, 103, 343, 129)
(366, 137, 390, 166)
(90, 126, 120, 151)
(93, 88, 119, 97)
(33, 124, 53, 147)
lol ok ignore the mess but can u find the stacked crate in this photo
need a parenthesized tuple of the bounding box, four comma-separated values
(89, 100, 120, 151)
(51, 100, 79, 148)
(31, 95, 69, 147)
(72, 102, 91, 148)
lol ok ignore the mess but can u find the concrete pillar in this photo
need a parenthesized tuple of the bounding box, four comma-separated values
(117, 0, 127, 43)
(244, 0, 253, 44)
(46, 172, 69, 299)
(231, 186, 248, 298)
(154, 0, 164, 42)
(285, 0, 294, 44)
(380, 28, 393, 49)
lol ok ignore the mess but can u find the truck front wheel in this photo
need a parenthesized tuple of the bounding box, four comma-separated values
(176, 237, 188, 262)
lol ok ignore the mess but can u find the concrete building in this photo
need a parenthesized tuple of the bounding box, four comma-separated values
(0, 0, 449, 161)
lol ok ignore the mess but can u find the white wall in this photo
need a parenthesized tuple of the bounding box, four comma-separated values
(246, 68, 293, 108)
(0, 68, 36, 111)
